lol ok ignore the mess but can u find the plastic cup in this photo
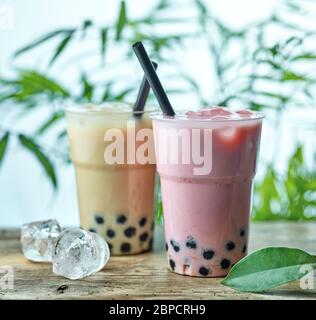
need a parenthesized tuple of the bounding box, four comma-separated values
(65, 103, 156, 255)
(152, 109, 263, 276)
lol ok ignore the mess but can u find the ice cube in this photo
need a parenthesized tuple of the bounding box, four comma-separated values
(21, 219, 62, 262)
(52, 228, 110, 280)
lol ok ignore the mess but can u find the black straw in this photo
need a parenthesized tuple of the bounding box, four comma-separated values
(133, 61, 158, 116)
(132, 41, 175, 116)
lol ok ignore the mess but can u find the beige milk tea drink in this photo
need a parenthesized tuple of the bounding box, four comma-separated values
(65, 103, 156, 255)
(152, 107, 263, 277)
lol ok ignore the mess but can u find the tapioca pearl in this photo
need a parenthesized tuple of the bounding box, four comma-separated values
(170, 239, 180, 252)
(107, 229, 115, 238)
(203, 249, 215, 260)
(226, 241, 236, 251)
(95, 215, 105, 224)
(117, 214, 127, 224)
(240, 228, 245, 237)
(139, 217, 147, 227)
(199, 266, 209, 276)
(120, 242, 131, 253)
(221, 258, 231, 269)
(139, 232, 148, 242)
(89, 228, 97, 233)
(186, 236, 197, 249)
(242, 244, 247, 253)
(169, 259, 176, 271)
(124, 226, 136, 238)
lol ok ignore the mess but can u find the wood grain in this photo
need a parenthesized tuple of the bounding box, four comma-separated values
(1, 223, 316, 300)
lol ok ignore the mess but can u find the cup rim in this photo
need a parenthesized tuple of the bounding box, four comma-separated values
(151, 108, 264, 123)
(63, 101, 157, 115)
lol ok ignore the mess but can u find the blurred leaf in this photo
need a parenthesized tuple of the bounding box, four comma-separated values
(254, 145, 316, 221)
(286, 1, 305, 14)
(155, 0, 170, 11)
(0, 70, 70, 105)
(269, 44, 280, 57)
(100, 27, 108, 62)
(155, 177, 163, 224)
(282, 70, 309, 81)
(57, 130, 67, 141)
(291, 53, 316, 61)
(13, 29, 75, 57)
(252, 167, 282, 221)
(101, 82, 114, 101)
(195, 0, 207, 16)
(284, 145, 307, 220)
(116, 0, 127, 41)
(49, 30, 75, 66)
(248, 101, 274, 111)
(256, 59, 282, 70)
(81, 19, 93, 38)
(36, 112, 64, 136)
(152, 35, 183, 52)
(113, 88, 134, 101)
(80, 73, 94, 102)
(0, 133, 10, 168)
(16, 70, 70, 99)
(18, 134, 57, 189)
(284, 36, 302, 47)
(253, 91, 288, 102)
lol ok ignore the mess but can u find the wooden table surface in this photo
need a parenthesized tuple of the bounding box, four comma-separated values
(1, 222, 316, 300)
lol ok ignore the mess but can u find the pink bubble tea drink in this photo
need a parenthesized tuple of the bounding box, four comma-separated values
(152, 107, 263, 277)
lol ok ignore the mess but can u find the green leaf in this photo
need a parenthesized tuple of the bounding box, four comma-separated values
(282, 70, 309, 81)
(16, 70, 70, 99)
(100, 27, 108, 62)
(18, 134, 57, 189)
(253, 91, 288, 102)
(155, 177, 163, 224)
(49, 30, 75, 66)
(101, 82, 114, 101)
(116, 1, 127, 41)
(0, 133, 10, 168)
(252, 167, 282, 221)
(80, 73, 94, 102)
(284, 145, 309, 220)
(154, 0, 170, 11)
(57, 130, 67, 141)
(195, 0, 208, 16)
(113, 88, 133, 101)
(14, 29, 75, 57)
(291, 53, 316, 61)
(81, 20, 93, 38)
(222, 247, 316, 292)
(36, 112, 64, 136)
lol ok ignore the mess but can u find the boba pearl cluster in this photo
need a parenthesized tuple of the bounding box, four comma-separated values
(89, 212, 154, 255)
(166, 227, 247, 277)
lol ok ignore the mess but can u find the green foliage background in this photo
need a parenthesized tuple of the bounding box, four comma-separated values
(1, 0, 316, 221)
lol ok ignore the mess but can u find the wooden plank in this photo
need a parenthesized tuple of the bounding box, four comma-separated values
(0, 222, 316, 300)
